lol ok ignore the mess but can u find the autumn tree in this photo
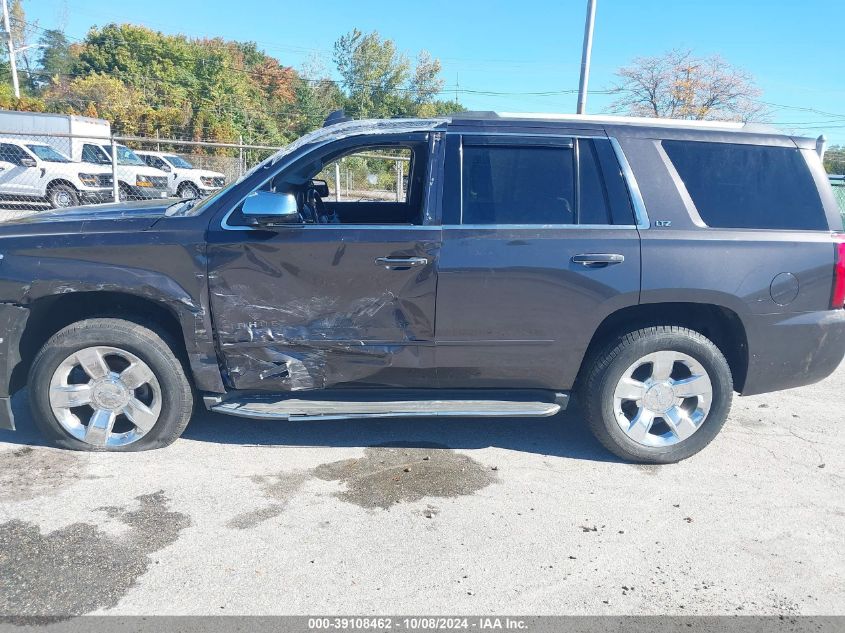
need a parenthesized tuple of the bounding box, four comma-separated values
(610, 49, 767, 122)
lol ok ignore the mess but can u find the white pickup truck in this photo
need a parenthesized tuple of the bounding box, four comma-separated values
(83, 143, 170, 201)
(0, 139, 113, 209)
(135, 150, 226, 198)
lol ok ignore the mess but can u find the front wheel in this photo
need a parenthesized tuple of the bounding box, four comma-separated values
(177, 183, 200, 199)
(47, 184, 79, 209)
(28, 318, 193, 451)
(579, 326, 733, 464)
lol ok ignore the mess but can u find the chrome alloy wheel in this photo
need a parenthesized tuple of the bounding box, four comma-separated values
(612, 350, 713, 448)
(49, 346, 162, 447)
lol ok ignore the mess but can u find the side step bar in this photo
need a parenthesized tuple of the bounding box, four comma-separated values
(211, 398, 563, 421)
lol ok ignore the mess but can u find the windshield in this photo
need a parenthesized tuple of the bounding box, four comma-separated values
(165, 155, 194, 169)
(102, 144, 146, 166)
(26, 144, 70, 163)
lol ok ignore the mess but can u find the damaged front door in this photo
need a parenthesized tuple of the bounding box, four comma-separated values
(206, 137, 440, 391)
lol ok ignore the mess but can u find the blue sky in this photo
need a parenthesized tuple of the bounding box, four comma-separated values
(24, 0, 845, 144)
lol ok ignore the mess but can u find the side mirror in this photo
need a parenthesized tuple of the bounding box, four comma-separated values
(20, 157, 37, 168)
(160, 163, 172, 173)
(241, 191, 301, 226)
(310, 179, 330, 198)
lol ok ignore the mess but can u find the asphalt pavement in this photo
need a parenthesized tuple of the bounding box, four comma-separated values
(1, 363, 843, 616)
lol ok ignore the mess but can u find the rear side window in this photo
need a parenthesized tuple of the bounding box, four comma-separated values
(663, 140, 827, 231)
(462, 145, 575, 224)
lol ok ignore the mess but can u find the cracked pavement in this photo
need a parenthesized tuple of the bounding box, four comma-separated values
(0, 362, 843, 616)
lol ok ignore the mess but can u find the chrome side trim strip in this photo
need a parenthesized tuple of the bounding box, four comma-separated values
(608, 137, 650, 230)
(442, 224, 638, 230)
(212, 402, 561, 421)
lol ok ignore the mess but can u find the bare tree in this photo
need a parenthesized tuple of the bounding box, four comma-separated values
(610, 49, 768, 122)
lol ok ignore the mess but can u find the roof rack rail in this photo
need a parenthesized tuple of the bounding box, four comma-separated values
(450, 111, 757, 131)
(449, 111, 501, 120)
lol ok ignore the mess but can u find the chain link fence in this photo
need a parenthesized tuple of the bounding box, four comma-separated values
(830, 175, 845, 225)
(0, 130, 281, 223)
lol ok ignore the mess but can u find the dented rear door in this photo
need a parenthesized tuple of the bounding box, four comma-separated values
(206, 225, 440, 391)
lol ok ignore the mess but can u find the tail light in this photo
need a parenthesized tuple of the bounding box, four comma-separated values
(833, 241, 845, 309)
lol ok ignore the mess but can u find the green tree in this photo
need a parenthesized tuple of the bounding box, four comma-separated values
(824, 146, 845, 174)
(36, 29, 74, 84)
(333, 29, 409, 119)
(332, 30, 461, 119)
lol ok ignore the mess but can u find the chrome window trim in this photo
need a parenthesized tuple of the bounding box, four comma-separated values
(442, 224, 638, 230)
(608, 137, 650, 229)
(221, 224, 440, 231)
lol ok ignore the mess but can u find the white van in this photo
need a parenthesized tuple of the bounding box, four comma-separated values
(0, 139, 113, 208)
(135, 150, 226, 198)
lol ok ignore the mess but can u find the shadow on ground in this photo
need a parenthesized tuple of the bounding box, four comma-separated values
(0, 390, 620, 463)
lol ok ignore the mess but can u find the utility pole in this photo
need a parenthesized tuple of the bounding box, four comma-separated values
(576, 0, 597, 115)
(1, 0, 20, 99)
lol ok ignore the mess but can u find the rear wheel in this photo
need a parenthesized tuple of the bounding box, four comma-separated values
(28, 318, 193, 451)
(580, 326, 733, 463)
(47, 184, 79, 209)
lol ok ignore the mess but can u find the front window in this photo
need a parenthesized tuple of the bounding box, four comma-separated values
(165, 155, 194, 169)
(26, 144, 70, 163)
(102, 144, 146, 166)
(83, 144, 110, 164)
(315, 147, 411, 203)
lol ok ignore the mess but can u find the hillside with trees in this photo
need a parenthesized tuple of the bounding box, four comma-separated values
(0, 2, 461, 145)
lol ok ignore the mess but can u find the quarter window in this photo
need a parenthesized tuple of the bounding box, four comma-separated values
(663, 140, 827, 231)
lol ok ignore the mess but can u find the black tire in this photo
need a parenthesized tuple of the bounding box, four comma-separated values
(47, 183, 79, 209)
(579, 326, 733, 464)
(177, 182, 200, 199)
(28, 318, 193, 451)
(118, 183, 134, 202)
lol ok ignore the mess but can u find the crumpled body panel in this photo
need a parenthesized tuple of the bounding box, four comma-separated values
(207, 226, 440, 391)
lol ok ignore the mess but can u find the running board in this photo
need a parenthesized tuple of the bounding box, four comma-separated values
(211, 398, 562, 421)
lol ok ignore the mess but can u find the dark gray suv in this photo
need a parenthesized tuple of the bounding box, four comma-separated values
(0, 112, 843, 463)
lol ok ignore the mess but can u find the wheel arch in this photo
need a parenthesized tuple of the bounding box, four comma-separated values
(10, 291, 189, 394)
(578, 302, 749, 393)
(45, 179, 79, 195)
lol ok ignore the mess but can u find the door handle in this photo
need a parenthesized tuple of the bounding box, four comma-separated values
(571, 253, 625, 268)
(375, 256, 429, 269)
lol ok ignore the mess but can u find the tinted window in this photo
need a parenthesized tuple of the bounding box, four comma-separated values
(578, 139, 611, 225)
(462, 145, 575, 224)
(663, 140, 827, 230)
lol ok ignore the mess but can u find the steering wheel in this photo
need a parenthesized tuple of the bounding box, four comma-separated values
(305, 185, 339, 224)
(301, 187, 322, 224)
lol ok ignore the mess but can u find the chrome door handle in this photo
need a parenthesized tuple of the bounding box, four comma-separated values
(571, 253, 625, 268)
(375, 256, 429, 269)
